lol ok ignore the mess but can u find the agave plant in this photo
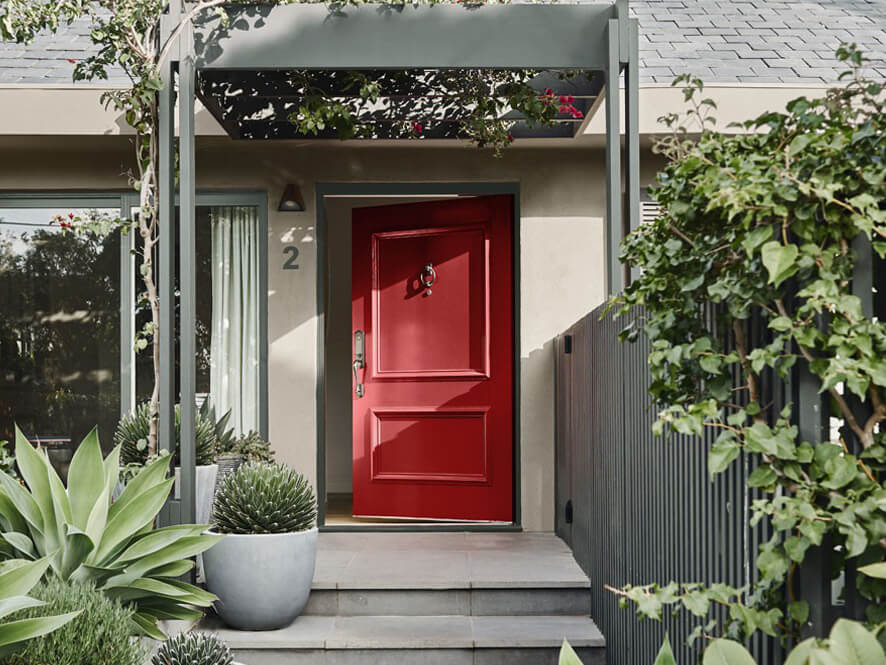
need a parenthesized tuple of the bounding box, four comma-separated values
(0, 426, 223, 639)
(115, 402, 217, 466)
(152, 632, 233, 665)
(0, 557, 80, 653)
(199, 400, 236, 456)
(212, 462, 316, 534)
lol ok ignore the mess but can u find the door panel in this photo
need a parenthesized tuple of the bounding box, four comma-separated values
(352, 195, 513, 522)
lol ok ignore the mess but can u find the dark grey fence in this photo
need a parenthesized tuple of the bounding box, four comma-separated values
(555, 304, 779, 665)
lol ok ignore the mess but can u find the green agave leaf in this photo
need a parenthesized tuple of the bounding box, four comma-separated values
(828, 619, 886, 665)
(130, 611, 167, 640)
(14, 427, 59, 546)
(84, 485, 110, 548)
(0, 493, 31, 536)
(559, 639, 584, 665)
(134, 598, 204, 621)
(108, 453, 171, 523)
(0, 611, 82, 649)
(0, 558, 50, 599)
(112, 577, 216, 606)
(102, 445, 122, 500)
(67, 428, 107, 530)
(703, 639, 756, 665)
(0, 467, 43, 536)
(107, 534, 222, 585)
(115, 524, 206, 564)
(47, 468, 72, 545)
(1, 532, 35, 559)
(0, 595, 44, 621)
(92, 477, 174, 565)
(144, 560, 194, 579)
(59, 525, 95, 581)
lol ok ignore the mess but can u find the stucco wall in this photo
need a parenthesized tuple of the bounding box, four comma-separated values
(0, 136, 664, 531)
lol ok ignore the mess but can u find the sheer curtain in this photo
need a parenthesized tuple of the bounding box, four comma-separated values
(210, 206, 260, 435)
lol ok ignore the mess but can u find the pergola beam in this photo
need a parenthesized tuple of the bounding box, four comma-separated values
(194, 4, 614, 70)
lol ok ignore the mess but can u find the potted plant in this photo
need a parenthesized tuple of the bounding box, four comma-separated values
(114, 401, 219, 523)
(202, 462, 318, 630)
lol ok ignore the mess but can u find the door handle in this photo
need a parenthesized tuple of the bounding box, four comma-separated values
(353, 330, 365, 398)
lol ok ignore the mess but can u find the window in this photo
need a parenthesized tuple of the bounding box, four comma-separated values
(0, 202, 121, 446)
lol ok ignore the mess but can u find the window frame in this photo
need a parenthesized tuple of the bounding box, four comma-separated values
(0, 190, 269, 441)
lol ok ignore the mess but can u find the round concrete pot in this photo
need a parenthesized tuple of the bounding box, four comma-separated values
(203, 527, 318, 631)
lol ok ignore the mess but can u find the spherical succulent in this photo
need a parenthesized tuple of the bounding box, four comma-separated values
(115, 402, 216, 466)
(152, 632, 233, 665)
(212, 462, 317, 534)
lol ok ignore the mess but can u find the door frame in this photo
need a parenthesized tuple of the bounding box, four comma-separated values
(316, 182, 521, 532)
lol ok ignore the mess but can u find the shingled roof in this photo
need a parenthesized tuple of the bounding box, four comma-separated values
(0, 1, 884, 85)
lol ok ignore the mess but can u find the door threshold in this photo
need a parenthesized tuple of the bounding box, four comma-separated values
(320, 522, 522, 533)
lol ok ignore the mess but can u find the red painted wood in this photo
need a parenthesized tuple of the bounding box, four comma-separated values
(352, 195, 514, 521)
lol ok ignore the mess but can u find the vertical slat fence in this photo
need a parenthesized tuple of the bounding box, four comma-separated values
(556, 304, 780, 665)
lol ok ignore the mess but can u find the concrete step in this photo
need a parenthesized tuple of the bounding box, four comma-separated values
(199, 614, 606, 665)
(304, 587, 591, 616)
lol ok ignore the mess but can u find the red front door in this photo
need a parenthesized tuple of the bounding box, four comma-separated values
(351, 195, 514, 522)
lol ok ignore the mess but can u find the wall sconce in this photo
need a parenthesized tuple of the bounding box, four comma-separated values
(278, 184, 305, 212)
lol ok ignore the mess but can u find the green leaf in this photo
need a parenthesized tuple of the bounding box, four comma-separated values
(748, 466, 777, 488)
(67, 428, 107, 530)
(654, 635, 678, 665)
(828, 619, 886, 665)
(709, 438, 740, 478)
(788, 601, 810, 625)
(761, 241, 799, 287)
(858, 563, 886, 580)
(784, 638, 814, 665)
(559, 639, 584, 665)
(0, 611, 81, 649)
(703, 639, 756, 665)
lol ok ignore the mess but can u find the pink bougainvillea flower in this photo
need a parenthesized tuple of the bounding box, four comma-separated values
(411, 122, 423, 134)
(66, 58, 77, 64)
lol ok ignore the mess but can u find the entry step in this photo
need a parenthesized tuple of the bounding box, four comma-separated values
(199, 615, 605, 665)
(313, 532, 591, 590)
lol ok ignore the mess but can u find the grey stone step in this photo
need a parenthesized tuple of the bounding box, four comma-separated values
(304, 587, 591, 616)
(199, 615, 605, 665)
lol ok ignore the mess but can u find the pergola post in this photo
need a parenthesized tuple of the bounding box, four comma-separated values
(624, 18, 640, 287)
(605, 18, 622, 296)
(178, 22, 198, 527)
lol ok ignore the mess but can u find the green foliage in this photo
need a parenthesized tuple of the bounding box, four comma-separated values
(0, 427, 222, 639)
(152, 632, 233, 665)
(212, 462, 317, 535)
(0, 558, 80, 654)
(199, 400, 236, 457)
(0, 442, 16, 481)
(608, 47, 886, 647)
(2, 577, 147, 665)
(115, 402, 217, 466)
(219, 431, 275, 463)
(561, 619, 886, 665)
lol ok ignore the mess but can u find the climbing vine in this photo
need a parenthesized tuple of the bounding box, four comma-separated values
(1, 0, 582, 454)
(607, 46, 886, 652)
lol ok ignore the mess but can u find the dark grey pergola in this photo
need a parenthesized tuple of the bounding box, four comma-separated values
(158, 0, 639, 525)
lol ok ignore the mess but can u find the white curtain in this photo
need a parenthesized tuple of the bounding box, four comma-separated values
(210, 206, 260, 435)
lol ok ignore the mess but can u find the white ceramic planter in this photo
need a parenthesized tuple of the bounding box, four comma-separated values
(203, 528, 318, 631)
(173, 464, 219, 525)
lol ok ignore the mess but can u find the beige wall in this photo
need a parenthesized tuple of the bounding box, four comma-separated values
(0, 135, 663, 531)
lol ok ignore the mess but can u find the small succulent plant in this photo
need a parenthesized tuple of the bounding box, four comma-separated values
(212, 462, 317, 534)
(152, 632, 233, 665)
(115, 401, 216, 466)
(228, 430, 275, 462)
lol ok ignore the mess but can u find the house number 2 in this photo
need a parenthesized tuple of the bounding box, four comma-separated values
(283, 246, 300, 270)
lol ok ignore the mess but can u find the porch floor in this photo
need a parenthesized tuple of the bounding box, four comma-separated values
(198, 532, 604, 665)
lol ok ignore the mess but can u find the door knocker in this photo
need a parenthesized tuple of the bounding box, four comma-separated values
(421, 263, 437, 296)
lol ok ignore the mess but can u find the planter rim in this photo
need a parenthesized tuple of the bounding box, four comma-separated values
(204, 526, 318, 538)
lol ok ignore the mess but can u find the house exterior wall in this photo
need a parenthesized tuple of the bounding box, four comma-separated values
(0, 135, 664, 531)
